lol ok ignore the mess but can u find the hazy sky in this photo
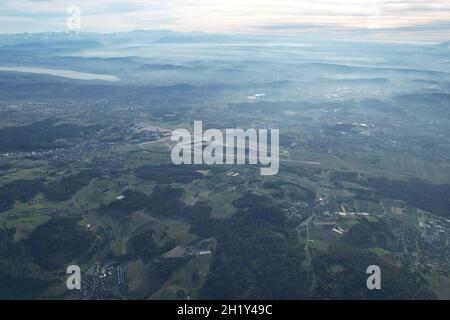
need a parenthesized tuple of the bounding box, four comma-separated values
(1, 0, 449, 41)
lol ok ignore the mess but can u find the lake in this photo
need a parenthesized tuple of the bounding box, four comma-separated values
(0, 66, 120, 82)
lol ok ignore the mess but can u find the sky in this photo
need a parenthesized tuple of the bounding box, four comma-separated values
(1, 0, 449, 41)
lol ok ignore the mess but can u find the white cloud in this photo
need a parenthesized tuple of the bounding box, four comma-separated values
(1, 0, 449, 40)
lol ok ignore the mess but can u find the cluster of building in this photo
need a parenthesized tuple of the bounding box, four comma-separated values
(80, 258, 127, 299)
(418, 215, 450, 270)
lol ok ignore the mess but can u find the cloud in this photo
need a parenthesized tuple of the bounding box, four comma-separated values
(1, 0, 449, 41)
